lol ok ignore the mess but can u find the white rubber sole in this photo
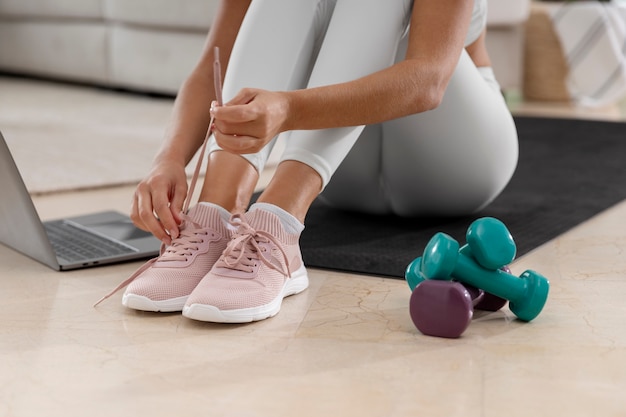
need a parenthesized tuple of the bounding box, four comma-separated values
(122, 293, 188, 313)
(182, 265, 309, 323)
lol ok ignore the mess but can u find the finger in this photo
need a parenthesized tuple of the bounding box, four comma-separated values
(136, 189, 171, 244)
(169, 182, 188, 231)
(225, 88, 258, 106)
(212, 126, 254, 151)
(211, 106, 251, 126)
(129, 191, 148, 231)
(152, 190, 179, 242)
(213, 118, 263, 141)
(210, 100, 219, 112)
(211, 101, 258, 125)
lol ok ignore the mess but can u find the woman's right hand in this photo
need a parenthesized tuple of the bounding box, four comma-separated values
(130, 159, 188, 245)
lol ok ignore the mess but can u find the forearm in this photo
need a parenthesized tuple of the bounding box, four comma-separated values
(154, 0, 251, 167)
(282, 59, 448, 132)
(155, 76, 215, 166)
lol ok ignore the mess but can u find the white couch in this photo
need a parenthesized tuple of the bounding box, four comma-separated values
(0, 0, 529, 95)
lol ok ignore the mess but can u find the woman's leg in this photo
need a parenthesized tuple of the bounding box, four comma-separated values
(316, 124, 389, 214)
(261, 0, 413, 221)
(119, 1, 346, 315)
(322, 47, 519, 216)
(381, 51, 518, 216)
(199, 0, 337, 212)
(183, 0, 414, 323)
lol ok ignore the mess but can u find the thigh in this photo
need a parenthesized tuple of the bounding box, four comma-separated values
(209, 0, 335, 173)
(223, 0, 332, 97)
(281, 0, 412, 187)
(381, 51, 519, 216)
(305, 0, 411, 88)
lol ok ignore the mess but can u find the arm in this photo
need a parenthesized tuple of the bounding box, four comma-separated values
(287, 0, 475, 128)
(156, 0, 251, 167)
(131, 0, 251, 243)
(211, 0, 475, 153)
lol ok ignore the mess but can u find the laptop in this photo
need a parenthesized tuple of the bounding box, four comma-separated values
(0, 130, 161, 270)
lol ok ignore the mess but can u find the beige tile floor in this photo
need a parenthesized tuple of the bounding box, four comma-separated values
(1, 79, 626, 417)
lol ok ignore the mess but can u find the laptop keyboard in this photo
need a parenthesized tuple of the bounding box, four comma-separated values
(45, 221, 136, 263)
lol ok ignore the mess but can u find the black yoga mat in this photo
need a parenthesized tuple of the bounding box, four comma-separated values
(298, 116, 626, 278)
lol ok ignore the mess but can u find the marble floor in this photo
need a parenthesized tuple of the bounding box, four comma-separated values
(1, 79, 626, 417)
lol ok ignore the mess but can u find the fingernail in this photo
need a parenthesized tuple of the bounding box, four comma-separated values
(169, 229, 179, 240)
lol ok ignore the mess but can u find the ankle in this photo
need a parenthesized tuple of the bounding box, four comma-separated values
(249, 202, 304, 234)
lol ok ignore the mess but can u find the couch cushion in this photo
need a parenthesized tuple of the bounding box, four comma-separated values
(0, 0, 103, 19)
(104, 0, 217, 31)
(0, 21, 108, 83)
(108, 25, 206, 94)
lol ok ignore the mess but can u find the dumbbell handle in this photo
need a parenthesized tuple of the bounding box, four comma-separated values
(453, 254, 527, 303)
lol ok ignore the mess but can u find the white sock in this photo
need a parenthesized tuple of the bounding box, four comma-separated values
(249, 202, 304, 234)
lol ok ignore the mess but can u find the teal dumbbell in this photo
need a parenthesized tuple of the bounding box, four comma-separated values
(406, 217, 516, 289)
(464, 217, 516, 270)
(461, 217, 516, 311)
(405, 257, 426, 291)
(406, 254, 508, 312)
(405, 217, 515, 292)
(421, 232, 549, 322)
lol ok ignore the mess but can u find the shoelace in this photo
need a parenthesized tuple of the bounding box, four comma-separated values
(158, 214, 209, 263)
(92, 214, 212, 306)
(218, 214, 291, 278)
(93, 114, 215, 307)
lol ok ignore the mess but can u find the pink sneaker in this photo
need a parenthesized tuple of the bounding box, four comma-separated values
(94, 204, 230, 312)
(182, 207, 309, 323)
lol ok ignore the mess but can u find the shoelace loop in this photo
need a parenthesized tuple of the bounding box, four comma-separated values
(220, 215, 291, 278)
(158, 213, 209, 263)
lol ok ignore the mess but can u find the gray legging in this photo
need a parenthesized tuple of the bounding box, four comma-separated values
(208, 0, 519, 216)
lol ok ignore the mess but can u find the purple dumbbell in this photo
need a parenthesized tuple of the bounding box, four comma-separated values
(409, 279, 485, 338)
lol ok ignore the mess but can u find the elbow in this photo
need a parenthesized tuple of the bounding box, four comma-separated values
(403, 61, 453, 113)
(421, 69, 451, 111)
(406, 83, 445, 114)
(404, 73, 449, 114)
(420, 84, 446, 112)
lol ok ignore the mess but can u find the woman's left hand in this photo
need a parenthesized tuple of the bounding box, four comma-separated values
(210, 88, 290, 154)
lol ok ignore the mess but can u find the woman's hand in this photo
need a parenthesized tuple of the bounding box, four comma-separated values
(210, 88, 290, 154)
(130, 159, 188, 245)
